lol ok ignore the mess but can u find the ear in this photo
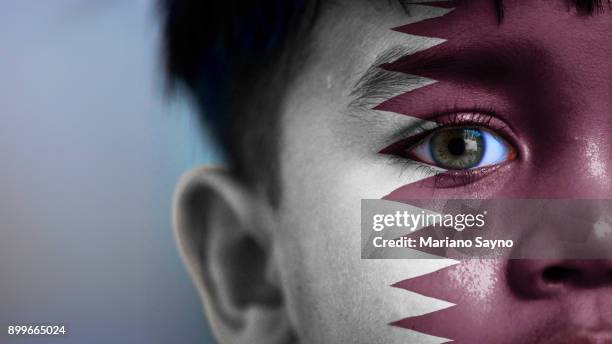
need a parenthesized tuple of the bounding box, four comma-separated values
(173, 167, 296, 344)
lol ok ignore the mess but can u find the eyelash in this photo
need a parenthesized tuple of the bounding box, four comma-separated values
(379, 108, 518, 187)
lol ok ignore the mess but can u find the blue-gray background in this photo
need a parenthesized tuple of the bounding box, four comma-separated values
(1, 1, 217, 343)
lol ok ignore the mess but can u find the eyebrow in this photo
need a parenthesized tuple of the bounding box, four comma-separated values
(349, 45, 435, 111)
(349, 41, 519, 113)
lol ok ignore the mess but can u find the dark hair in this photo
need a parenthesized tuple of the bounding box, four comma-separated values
(162, 0, 319, 201)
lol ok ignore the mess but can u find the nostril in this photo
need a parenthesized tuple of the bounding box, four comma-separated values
(508, 261, 612, 299)
(542, 266, 581, 284)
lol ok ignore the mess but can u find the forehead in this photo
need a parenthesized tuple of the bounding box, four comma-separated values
(316, 0, 612, 46)
(395, 0, 612, 44)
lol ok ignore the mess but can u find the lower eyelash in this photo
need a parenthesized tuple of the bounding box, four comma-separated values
(430, 161, 510, 189)
(383, 154, 509, 191)
(383, 155, 442, 179)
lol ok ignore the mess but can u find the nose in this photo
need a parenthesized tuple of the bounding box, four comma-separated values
(507, 259, 612, 299)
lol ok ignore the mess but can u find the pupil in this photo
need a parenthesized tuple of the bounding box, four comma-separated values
(447, 137, 466, 156)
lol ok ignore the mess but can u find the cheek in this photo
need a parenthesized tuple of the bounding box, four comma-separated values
(276, 129, 466, 342)
(391, 260, 541, 343)
(275, 209, 466, 343)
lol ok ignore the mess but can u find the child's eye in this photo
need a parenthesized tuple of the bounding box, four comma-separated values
(408, 127, 517, 170)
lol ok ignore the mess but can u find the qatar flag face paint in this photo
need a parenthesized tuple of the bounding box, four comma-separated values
(375, 0, 612, 342)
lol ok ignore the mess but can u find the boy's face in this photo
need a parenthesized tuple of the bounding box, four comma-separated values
(176, 0, 612, 343)
(275, 0, 612, 343)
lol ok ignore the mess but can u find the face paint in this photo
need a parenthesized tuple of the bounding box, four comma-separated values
(379, 0, 612, 198)
(375, 1, 612, 342)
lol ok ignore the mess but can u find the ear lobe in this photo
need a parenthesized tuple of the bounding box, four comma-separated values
(173, 167, 296, 344)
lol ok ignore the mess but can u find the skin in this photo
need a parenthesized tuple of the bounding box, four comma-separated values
(174, 1, 612, 343)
